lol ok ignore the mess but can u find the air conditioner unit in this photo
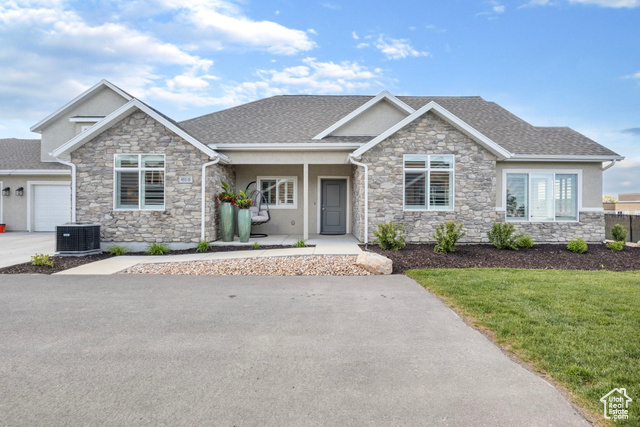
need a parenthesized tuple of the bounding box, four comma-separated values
(56, 223, 101, 255)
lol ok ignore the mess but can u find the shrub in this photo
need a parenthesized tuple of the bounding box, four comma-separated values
(107, 245, 129, 256)
(606, 241, 624, 251)
(293, 239, 307, 248)
(196, 240, 211, 253)
(251, 242, 260, 249)
(146, 242, 171, 255)
(515, 234, 534, 249)
(31, 253, 54, 267)
(372, 221, 406, 251)
(487, 223, 518, 250)
(611, 224, 627, 242)
(433, 221, 466, 253)
(567, 238, 588, 254)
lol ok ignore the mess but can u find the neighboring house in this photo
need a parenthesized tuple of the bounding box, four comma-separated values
(603, 193, 640, 215)
(6, 79, 624, 247)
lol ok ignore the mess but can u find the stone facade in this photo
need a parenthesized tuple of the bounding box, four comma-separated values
(361, 111, 498, 243)
(497, 211, 605, 243)
(351, 164, 365, 242)
(72, 110, 234, 245)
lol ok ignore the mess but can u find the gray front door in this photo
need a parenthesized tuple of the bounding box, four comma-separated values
(320, 179, 347, 235)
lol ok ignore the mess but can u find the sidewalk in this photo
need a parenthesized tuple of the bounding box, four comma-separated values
(56, 236, 362, 275)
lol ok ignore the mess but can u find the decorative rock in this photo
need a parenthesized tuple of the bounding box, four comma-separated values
(355, 251, 393, 275)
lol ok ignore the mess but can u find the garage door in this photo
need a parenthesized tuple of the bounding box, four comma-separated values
(33, 185, 71, 231)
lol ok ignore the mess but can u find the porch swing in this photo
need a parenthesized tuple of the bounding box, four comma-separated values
(244, 181, 270, 237)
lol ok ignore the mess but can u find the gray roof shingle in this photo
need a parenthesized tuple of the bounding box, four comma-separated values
(179, 95, 620, 157)
(0, 138, 69, 170)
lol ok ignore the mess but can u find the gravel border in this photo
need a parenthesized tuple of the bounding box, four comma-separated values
(120, 255, 372, 276)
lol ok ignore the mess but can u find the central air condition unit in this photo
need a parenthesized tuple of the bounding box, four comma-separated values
(56, 223, 102, 255)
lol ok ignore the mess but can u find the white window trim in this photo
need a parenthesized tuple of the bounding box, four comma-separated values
(316, 176, 351, 234)
(502, 169, 582, 223)
(402, 154, 455, 212)
(113, 154, 166, 211)
(257, 176, 298, 209)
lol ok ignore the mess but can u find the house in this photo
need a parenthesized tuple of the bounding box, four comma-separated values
(2, 79, 623, 248)
(603, 193, 640, 215)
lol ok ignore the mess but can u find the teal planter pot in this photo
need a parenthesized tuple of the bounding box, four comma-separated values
(220, 202, 235, 242)
(237, 209, 251, 243)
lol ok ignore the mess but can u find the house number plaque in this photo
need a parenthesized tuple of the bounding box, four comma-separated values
(179, 176, 193, 183)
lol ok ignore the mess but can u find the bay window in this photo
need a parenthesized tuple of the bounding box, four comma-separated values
(506, 171, 578, 222)
(115, 154, 165, 210)
(404, 155, 454, 211)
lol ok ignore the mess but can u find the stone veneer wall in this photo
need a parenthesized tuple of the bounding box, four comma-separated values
(351, 164, 365, 242)
(496, 211, 605, 243)
(361, 111, 498, 243)
(72, 110, 234, 244)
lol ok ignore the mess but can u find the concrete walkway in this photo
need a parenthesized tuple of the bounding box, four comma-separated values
(0, 232, 55, 268)
(0, 275, 589, 426)
(57, 235, 363, 275)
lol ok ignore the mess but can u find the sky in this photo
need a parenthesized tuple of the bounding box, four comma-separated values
(0, 0, 638, 197)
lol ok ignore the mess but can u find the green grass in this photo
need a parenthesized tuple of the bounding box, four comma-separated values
(407, 268, 640, 426)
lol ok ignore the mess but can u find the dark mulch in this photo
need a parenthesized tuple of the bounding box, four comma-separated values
(0, 245, 310, 275)
(364, 243, 640, 274)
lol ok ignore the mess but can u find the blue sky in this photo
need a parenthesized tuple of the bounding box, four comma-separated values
(1, 0, 638, 196)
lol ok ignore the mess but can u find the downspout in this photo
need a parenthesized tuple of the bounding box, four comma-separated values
(348, 155, 368, 245)
(602, 159, 617, 171)
(201, 157, 221, 241)
(54, 157, 76, 222)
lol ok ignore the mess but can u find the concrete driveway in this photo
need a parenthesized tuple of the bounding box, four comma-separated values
(0, 231, 55, 268)
(0, 275, 589, 426)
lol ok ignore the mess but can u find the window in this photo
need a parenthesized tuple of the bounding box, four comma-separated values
(114, 154, 165, 210)
(506, 172, 578, 222)
(404, 155, 454, 211)
(257, 177, 297, 209)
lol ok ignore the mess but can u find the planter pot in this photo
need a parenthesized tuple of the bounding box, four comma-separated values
(220, 202, 235, 242)
(237, 209, 251, 243)
(0, 224, 5, 233)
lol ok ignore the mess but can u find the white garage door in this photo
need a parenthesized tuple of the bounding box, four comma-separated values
(33, 184, 71, 231)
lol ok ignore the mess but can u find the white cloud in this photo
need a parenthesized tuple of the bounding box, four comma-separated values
(320, 2, 341, 10)
(569, 0, 639, 7)
(494, 4, 507, 12)
(519, 0, 553, 7)
(374, 35, 430, 60)
(352, 31, 359, 40)
(604, 160, 640, 195)
(356, 42, 370, 49)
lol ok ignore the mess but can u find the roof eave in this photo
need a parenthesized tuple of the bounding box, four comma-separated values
(504, 154, 625, 162)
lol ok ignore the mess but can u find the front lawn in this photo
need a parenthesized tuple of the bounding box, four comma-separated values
(407, 268, 640, 426)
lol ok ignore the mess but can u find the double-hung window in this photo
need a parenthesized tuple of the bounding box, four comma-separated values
(114, 154, 165, 210)
(506, 171, 578, 222)
(257, 177, 297, 209)
(404, 154, 454, 211)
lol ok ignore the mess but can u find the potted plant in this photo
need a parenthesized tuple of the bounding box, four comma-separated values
(235, 190, 254, 243)
(216, 181, 237, 242)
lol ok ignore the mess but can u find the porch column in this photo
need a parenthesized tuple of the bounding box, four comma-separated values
(303, 163, 309, 240)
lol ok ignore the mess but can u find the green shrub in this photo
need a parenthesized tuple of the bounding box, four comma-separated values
(606, 241, 624, 251)
(31, 253, 54, 267)
(611, 224, 627, 242)
(567, 238, 588, 254)
(293, 239, 307, 248)
(251, 242, 260, 249)
(196, 240, 211, 253)
(107, 245, 129, 256)
(372, 221, 406, 251)
(433, 221, 466, 253)
(487, 223, 518, 250)
(146, 242, 171, 255)
(515, 234, 534, 249)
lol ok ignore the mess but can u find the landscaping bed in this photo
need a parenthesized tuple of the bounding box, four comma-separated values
(0, 245, 309, 275)
(365, 243, 640, 274)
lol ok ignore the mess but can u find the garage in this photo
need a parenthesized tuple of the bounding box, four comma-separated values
(32, 184, 71, 231)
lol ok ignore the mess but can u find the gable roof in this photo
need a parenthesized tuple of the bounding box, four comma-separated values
(30, 80, 133, 133)
(312, 90, 414, 140)
(0, 138, 70, 172)
(51, 99, 228, 162)
(180, 94, 621, 159)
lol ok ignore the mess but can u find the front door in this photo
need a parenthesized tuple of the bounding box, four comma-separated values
(320, 179, 347, 235)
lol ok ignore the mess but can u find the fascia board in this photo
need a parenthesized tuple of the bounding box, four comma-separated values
(505, 154, 625, 162)
(0, 169, 71, 175)
(312, 90, 415, 140)
(30, 79, 132, 133)
(212, 143, 363, 151)
(352, 101, 512, 160)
